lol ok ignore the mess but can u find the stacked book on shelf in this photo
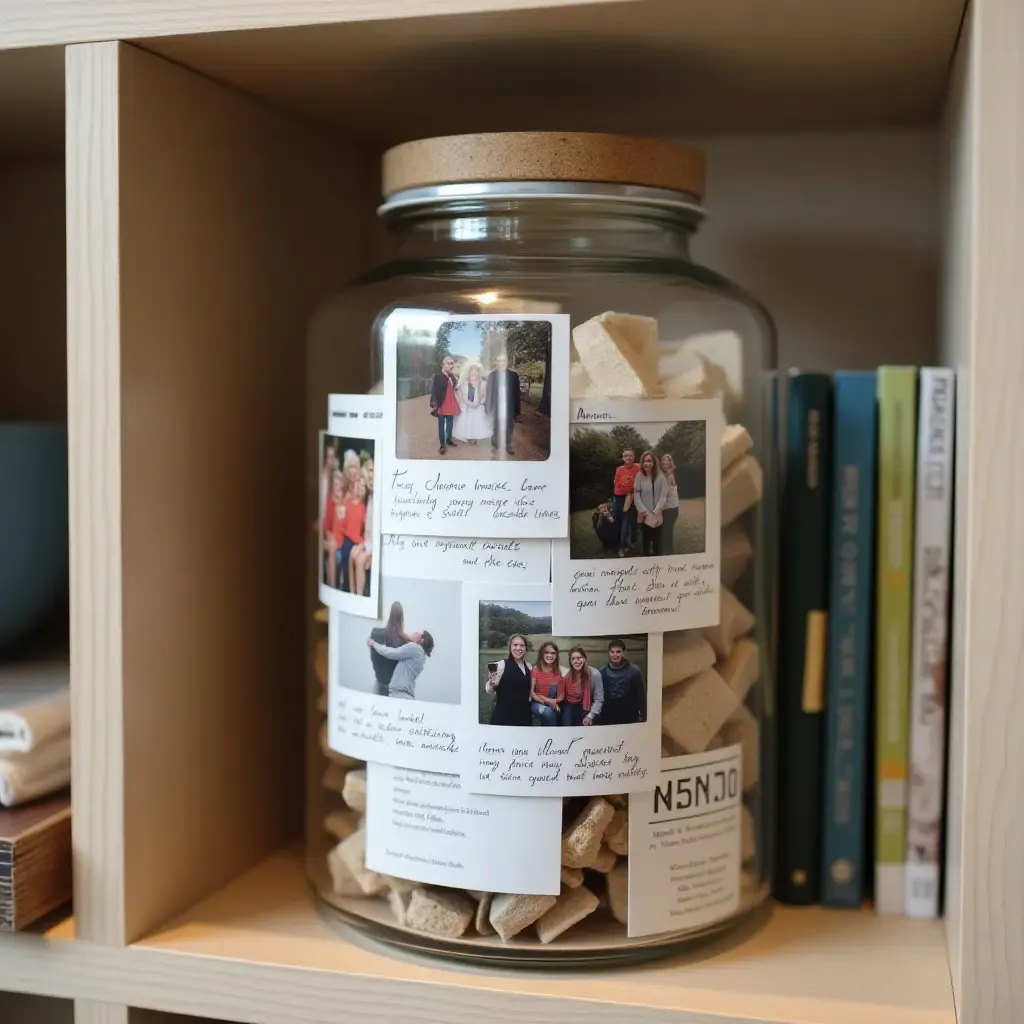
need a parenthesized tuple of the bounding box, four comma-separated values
(774, 366, 955, 919)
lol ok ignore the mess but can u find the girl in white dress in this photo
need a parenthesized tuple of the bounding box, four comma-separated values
(452, 362, 491, 443)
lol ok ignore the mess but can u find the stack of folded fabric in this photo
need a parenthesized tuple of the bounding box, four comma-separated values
(0, 661, 70, 807)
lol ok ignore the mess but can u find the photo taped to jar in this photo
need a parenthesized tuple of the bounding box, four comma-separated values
(317, 394, 386, 618)
(551, 397, 724, 637)
(459, 582, 663, 798)
(380, 310, 570, 538)
(328, 574, 464, 774)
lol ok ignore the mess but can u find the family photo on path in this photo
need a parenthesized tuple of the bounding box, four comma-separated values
(569, 419, 708, 560)
(320, 433, 375, 598)
(394, 317, 553, 462)
(477, 600, 649, 728)
(334, 581, 461, 705)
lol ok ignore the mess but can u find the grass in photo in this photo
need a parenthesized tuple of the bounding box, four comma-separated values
(478, 600, 648, 728)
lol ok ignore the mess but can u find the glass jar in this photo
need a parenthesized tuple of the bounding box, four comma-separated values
(307, 132, 777, 965)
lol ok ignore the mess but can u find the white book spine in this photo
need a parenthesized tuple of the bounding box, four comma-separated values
(905, 368, 955, 919)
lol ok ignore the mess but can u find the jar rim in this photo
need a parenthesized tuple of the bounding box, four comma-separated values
(377, 180, 706, 219)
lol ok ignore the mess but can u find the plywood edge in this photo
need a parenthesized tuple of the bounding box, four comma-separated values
(65, 40, 128, 946)
(1, 0, 625, 50)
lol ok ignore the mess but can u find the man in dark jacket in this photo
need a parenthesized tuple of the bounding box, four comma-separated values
(484, 353, 521, 456)
(597, 640, 647, 725)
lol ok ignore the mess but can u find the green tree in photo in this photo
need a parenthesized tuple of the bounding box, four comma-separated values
(655, 420, 707, 498)
(608, 424, 653, 459)
(568, 427, 620, 511)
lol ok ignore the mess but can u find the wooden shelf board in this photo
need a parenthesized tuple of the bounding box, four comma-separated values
(136, 0, 964, 143)
(87, 848, 955, 1024)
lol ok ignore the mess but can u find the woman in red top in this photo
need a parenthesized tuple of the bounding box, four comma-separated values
(529, 642, 563, 727)
(430, 355, 461, 455)
(322, 471, 347, 588)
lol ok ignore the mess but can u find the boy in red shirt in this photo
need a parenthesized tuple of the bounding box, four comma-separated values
(612, 448, 640, 556)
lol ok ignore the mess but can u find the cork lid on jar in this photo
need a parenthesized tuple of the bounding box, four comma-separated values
(381, 131, 706, 203)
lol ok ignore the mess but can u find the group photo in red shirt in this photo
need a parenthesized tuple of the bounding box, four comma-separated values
(477, 599, 650, 729)
(320, 434, 375, 598)
(567, 418, 709, 561)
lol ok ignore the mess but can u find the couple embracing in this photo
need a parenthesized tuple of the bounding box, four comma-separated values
(430, 353, 521, 456)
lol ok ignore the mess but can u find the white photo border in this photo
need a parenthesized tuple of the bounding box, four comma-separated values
(317, 395, 385, 617)
(459, 581, 663, 798)
(380, 310, 571, 539)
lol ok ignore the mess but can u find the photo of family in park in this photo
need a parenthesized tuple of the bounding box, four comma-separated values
(477, 600, 648, 728)
(394, 317, 553, 462)
(334, 581, 461, 705)
(319, 433, 375, 599)
(569, 418, 708, 560)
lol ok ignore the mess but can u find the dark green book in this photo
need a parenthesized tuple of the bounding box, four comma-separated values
(774, 371, 834, 904)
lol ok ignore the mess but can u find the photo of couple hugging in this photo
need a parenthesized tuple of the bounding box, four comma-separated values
(320, 436, 374, 596)
(366, 601, 435, 699)
(569, 419, 708, 561)
(395, 317, 553, 462)
(478, 599, 648, 729)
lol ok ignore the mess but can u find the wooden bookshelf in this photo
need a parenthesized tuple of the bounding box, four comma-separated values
(1, 1, 1022, 1022)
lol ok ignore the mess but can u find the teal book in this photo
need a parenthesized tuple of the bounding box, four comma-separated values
(775, 371, 834, 905)
(821, 371, 878, 908)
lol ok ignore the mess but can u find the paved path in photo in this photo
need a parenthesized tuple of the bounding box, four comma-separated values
(396, 394, 551, 462)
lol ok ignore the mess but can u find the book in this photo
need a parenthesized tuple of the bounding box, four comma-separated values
(905, 368, 955, 918)
(775, 371, 833, 905)
(0, 789, 71, 930)
(873, 366, 918, 914)
(822, 371, 878, 908)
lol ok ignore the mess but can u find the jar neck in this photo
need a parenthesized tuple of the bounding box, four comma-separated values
(384, 199, 700, 263)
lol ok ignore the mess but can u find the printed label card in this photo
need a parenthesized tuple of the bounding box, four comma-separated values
(327, 574, 465, 773)
(365, 763, 562, 895)
(552, 397, 724, 635)
(380, 310, 570, 538)
(627, 746, 743, 937)
(459, 582, 662, 797)
(317, 395, 386, 617)
(381, 533, 551, 584)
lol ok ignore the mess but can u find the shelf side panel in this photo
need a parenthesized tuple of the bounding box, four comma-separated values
(941, 1, 1024, 1021)
(113, 42, 375, 943)
(66, 39, 128, 946)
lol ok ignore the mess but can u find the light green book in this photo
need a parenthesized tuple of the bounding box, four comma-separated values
(874, 366, 918, 914)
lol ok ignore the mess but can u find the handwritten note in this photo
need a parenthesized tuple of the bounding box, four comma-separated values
(381, 533, 551, 583)
(551, 396, 724, 636)
(329, 688, 461, 774)
(560, 559, 717, 633)
(365, 764, 561, 894)
(473, 731, 658, 795)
